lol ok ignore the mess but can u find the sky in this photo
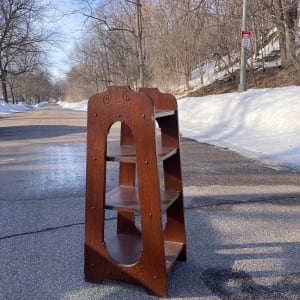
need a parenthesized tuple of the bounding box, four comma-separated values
(47, 0, 87, 80)
(48, 85, 300, 171)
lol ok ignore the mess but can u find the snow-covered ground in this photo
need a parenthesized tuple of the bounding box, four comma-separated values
(1, 86, 300, 171)
(178, 86, 300, 171)
(0, 101, 48, 113)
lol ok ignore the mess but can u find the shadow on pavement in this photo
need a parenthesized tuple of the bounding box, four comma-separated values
(166, 205, 300, 299)
(0, 125, 86, 141)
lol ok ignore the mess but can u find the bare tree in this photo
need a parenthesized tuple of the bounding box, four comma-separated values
(271, 0, 299, 68)
(0, 0, 57, 102)
(66, 0, 299, 94)
(77, 0, 145, 88)
(65, 65, 96, 102)
(147, 0, 221, 89)
(8, 70, 54, 104)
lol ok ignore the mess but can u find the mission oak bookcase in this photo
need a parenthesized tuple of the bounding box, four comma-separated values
(84, 86, 187, 297)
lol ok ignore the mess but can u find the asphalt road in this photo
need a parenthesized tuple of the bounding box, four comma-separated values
(0, 104, 299, 300)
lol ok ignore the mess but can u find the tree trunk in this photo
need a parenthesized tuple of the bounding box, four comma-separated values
(184, 72, 190, 90)
(273, 0, 298, 68)
(136, 0, 144, 88)
(199, 62, 204, 87)
(1, 78, 8, 102)
(10, 84, 15, 104)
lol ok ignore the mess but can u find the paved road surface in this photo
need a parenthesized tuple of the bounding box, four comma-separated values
(0, 104, 299, 299)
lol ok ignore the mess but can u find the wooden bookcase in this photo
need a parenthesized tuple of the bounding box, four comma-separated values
(84, 86, 186, 297)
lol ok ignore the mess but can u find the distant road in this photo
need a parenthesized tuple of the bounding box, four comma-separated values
(0, 104, 87, 201)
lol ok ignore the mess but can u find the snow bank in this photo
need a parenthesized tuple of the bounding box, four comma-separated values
(57, 100, 88, 111)
(0, 100, 33, 114)
(0, 101, 49, 114)
(178, 86, 300, 170)
(33, 102, 48, 109)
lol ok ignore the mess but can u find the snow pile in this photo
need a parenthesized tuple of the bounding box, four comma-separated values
(57, 100, 88, 111)
(0, 100, 32, 114)
(33, 102, 48, 109)
(0, 101, 48, 114)
(178, 86, 300, 170)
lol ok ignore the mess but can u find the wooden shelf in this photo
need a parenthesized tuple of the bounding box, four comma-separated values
(165, 241, 184, 273)
(107, 142, 177, 163)
(106, 234, 184, 269)
(106, 234, 142, 265)
(105, 186, 180, 212)
(85, 87, 186, 297)
(155, 109, 176, 118)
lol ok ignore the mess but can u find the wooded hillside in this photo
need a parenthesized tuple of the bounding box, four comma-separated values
(65, 0, 299, 101)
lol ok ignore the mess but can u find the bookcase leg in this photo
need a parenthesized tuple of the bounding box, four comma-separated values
(84, 245, 105, 283)
(117, 122, 140, 235)
(117, 211, 140, 235)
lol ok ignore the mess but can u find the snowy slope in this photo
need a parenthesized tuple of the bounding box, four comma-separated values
(178, 86, 300, 170)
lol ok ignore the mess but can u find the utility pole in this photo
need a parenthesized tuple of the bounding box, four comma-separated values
(135, 0, 144, 88)
(239, 0, 248, 92)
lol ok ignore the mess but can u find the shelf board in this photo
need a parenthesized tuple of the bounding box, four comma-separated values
(165, 241, 184, 273)
(107, 142, 177, 163)
(105, 186, 180, 212)
(106, 234, 142, 265)
(106, 234, 184, 269)
(155, 109, 176, 118)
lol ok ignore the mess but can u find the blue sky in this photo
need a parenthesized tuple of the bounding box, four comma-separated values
(48, 0, 86, 80)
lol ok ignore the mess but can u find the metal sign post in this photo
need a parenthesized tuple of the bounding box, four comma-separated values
(241, 31, 251, 48)
(239, 0, 248, 92)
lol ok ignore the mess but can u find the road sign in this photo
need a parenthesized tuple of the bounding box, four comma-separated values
(241, 31, 251, 48)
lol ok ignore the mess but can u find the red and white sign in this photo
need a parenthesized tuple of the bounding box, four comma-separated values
(241, 31, 251, 48)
